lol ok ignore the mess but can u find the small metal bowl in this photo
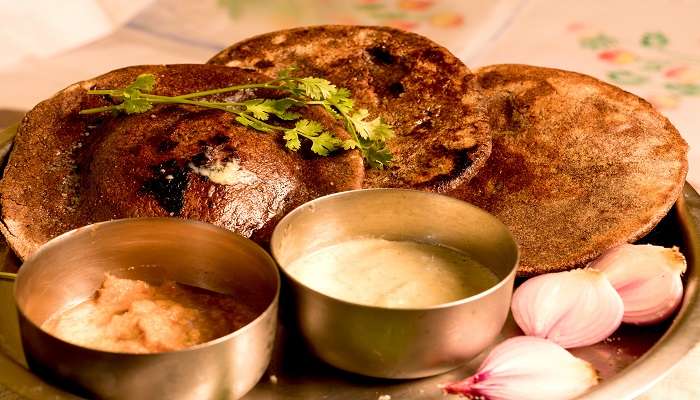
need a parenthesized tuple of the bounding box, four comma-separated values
(14, 218, 280, 400)
(271, 189, 519, 379)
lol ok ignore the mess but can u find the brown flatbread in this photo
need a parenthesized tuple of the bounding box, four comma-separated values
(451, 64, 688, 276)
(0, 64, 364, 260)
(209, 25, 491, 191)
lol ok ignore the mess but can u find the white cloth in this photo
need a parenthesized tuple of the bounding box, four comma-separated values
(0, 0, 153, 68)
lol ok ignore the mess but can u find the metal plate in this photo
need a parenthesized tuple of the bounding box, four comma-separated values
(0, 118, 698, 399)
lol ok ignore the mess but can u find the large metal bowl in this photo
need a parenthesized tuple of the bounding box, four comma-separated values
(270, 189, 519, 379)
(13, 218, 280, 400)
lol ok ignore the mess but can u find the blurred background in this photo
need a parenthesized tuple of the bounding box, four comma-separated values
(0, 0, 698, 398)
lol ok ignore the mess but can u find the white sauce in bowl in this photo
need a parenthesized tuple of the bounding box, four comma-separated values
(285, 238, 499, 308)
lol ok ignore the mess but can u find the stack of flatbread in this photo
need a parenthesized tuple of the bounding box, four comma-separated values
(0, 26, 687, 275)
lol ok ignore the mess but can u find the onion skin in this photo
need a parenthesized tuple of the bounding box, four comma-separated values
(511, 269, 624, 348)
(590, 244, 686, 325)
(443, 336, 598, 400)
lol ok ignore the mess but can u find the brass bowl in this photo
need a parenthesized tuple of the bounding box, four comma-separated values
(270, 189, 519, 379)
(14, 218, 279, 400)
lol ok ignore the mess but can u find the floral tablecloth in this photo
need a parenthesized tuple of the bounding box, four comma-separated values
(0, 0, 698, 398)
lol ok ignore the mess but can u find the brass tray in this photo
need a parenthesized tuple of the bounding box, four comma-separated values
(0, 122, 699, 399)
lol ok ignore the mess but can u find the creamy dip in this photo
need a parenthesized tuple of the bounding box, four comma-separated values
(286, 238, 499, 308)
(42, 274, 256, 353)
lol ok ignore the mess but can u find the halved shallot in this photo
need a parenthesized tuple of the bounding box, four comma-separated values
(443, 336, 598, 400)
(511, 269, 624, 348)
(590, 244, 686, 325)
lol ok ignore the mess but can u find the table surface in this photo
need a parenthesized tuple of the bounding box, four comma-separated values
(0, 0, 698, 398)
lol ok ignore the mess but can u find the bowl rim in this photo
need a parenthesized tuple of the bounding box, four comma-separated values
(13, 217, 281, 356)
(270, 188, 521, 312)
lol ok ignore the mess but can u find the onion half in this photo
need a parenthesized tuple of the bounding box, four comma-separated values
(443, 336, 598, 400)
(590, 244, 686, 325)
(511, 269, 624, 348)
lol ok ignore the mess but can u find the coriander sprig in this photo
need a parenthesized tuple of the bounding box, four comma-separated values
(80, 69, 394, 168)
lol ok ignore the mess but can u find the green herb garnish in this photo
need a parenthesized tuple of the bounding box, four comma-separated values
(80, 68, 394, 168)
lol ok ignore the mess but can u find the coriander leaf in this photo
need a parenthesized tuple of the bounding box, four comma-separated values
(243, 98, 301, 121)
(283, 120, 318, 153)
(246, 118, 274, 132)
(242, 99, 273, 120)
(318, 102, 341, 119)
(285, 119, 342, 156)
(287, 119, 324, 139)
(275, 110, 301, 121)
(235, 114, 274, 132)
(283, 128, 302, 151)
(267, 98, 302, 120)
(119, 74, 157, 113)
(327, 87, 354, 114)
(363, 143, 393, 169)
(128, 74, 156, 92)
(235, 115, 254, 128)
(121, 98, 153, 114)
(370, 118, 394, 142)
(348, 109, 371, 139)
(348, 109, 394, 142)
(296, 77, 337, 100)
(342, 139, 359, 150)
(310, 132, 342, 156)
